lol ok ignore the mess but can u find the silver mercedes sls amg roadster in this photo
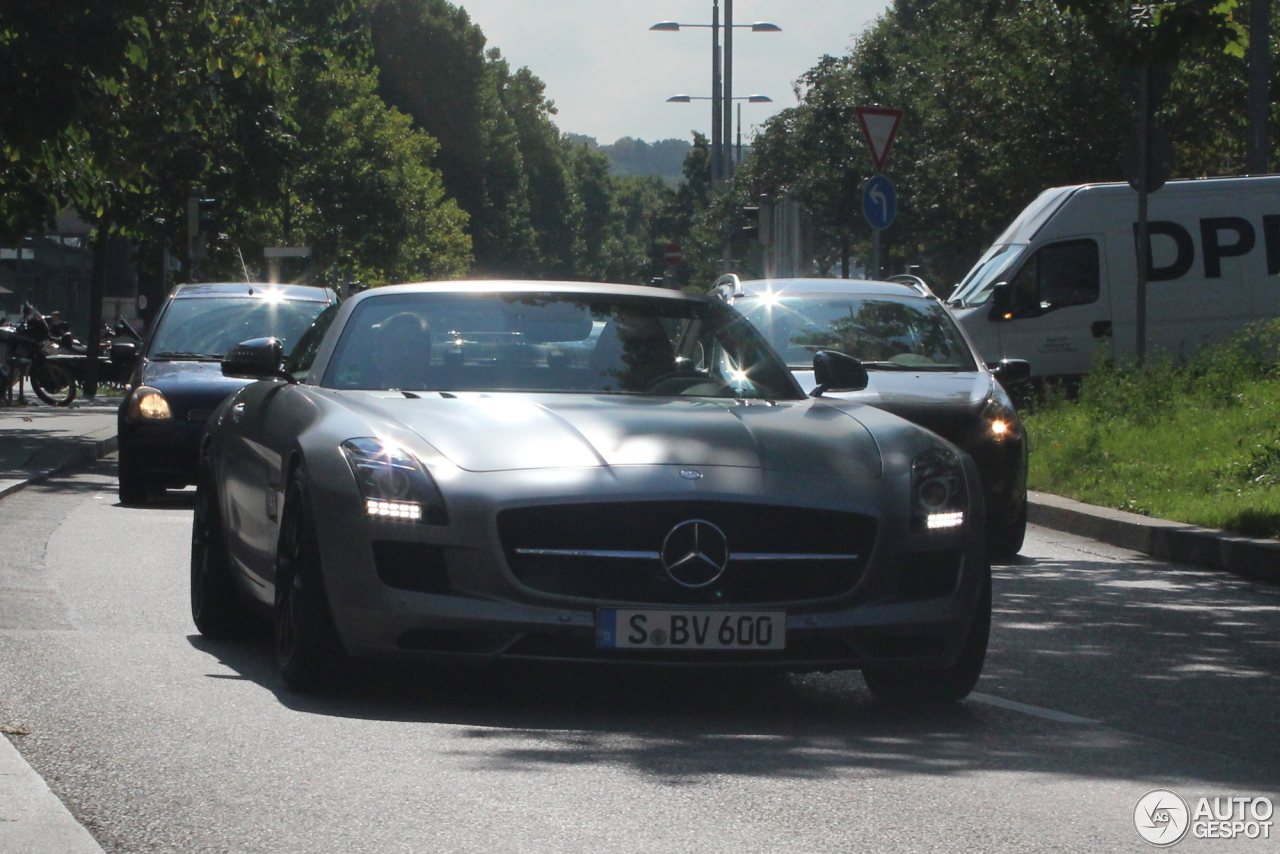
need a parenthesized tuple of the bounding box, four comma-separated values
(191, 280, 991, 700)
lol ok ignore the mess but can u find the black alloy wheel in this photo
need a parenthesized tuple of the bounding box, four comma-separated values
(31, 362, 76, 406)
(862, 561, 992, 704)
(275, 466, 347, 693)
(190, 461, 247, 638)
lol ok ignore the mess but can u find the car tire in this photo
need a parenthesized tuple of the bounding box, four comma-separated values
(275, 466, 347, 693)
(190, 463, 248, 639)
(988, 499, 1027, 561)
(118, 467, 151, 506)
(862, 562, 991, 704)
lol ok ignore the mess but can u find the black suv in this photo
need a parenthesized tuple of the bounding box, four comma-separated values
(715, 275, 1031, 559)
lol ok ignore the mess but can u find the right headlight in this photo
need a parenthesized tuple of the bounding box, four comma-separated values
(911, 447, 968, 532)
(980, 394, 1022, 442)
(126, 386, 172, 420)
(341, 438, 448, 525)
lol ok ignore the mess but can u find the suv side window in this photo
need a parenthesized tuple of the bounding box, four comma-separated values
(1009, 239, 1099, 317)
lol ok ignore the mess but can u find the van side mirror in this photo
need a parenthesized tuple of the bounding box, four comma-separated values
(222, 337, 295, 383)
(988, 282, 1014, 322)
(811, 350, 869, 395)
(990, 358, 1031, 387)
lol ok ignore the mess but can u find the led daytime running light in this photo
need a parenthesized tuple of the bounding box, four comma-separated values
(926, 511, 965, 530)
(366, 499, 422, 521)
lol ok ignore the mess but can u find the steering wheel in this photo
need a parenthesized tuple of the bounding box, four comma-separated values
(644, 370, 715, 395)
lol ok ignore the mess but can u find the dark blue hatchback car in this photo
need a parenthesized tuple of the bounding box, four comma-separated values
(117, 283, 337, 504)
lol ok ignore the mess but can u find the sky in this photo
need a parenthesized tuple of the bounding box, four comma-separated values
(454, 1, 891, 145)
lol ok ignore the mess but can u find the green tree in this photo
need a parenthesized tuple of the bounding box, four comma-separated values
(369, 0, 537, 274)
(252, 62, 472, 287)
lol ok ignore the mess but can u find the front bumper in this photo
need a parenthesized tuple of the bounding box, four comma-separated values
(118, 417, 206, 488)
(305, 460, 987, 673)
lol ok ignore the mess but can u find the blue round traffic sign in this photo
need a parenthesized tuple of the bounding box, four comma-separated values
(862, 175, 897, 230)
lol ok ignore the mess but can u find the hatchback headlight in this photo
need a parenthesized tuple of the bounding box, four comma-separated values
(127, 386, 172, 420)
(341, 438, 447, 524)
(912, 447, 967, 531)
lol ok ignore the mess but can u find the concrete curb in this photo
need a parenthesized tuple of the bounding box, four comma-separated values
(1028, 491, 1280, 585)
(0, 434, 118, 502)
(0, 734, 107, 854)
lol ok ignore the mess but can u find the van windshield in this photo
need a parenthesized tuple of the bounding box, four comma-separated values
(948, 243, 1027, 307)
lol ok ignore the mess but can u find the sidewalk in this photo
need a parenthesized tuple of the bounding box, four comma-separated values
(1, 398, 116, 854)
(0, 400, 119, 501)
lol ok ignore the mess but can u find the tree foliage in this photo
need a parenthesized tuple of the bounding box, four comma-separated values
(732, 0, 1268, 291)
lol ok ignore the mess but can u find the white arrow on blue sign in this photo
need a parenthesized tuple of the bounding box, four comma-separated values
(862, 175, 897, 230)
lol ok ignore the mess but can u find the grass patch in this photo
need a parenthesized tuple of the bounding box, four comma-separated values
(1022, 320, 1280, 540)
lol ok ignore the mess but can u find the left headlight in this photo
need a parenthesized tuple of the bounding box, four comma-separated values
(911, 447, 968, 532)
(341, 438, 448, 524)
(126, 386, 172, 420)
(980, 391, 1022, 441)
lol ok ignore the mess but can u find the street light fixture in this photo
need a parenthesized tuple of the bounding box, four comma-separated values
(667, 96, 774, 166)
(651, 2, 781, 182)
(666, 94, 773, 103)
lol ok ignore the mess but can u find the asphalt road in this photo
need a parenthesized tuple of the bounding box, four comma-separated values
(2, 458, 1278, 853)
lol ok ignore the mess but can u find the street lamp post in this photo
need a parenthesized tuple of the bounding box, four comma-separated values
(651, 6, 780, 182)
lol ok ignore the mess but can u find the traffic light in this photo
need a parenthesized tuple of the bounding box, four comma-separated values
(741, 205, 760, 242)
(197, 197, 219, 234)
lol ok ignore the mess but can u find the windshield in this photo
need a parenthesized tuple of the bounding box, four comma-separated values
(947, 243, 1027, 308)
(149, 297, 329, 360)
(735, 292, 977, 372)
(322, 291, 803, 400)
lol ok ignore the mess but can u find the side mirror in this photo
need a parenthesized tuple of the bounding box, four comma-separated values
(109, 341, 137, 367)
(811, 350, 868, 395)
(987, 282, 1014, 322)
(222, 337, 294, 383)
(989, 358, 1032, 387)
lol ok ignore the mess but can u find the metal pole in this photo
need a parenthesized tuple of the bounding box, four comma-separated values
(736, 102, 742, 163)
(711, 1, 722, 183)
(723, 0, 733, 180)
(1248, 0, 1270, 174)
(871, 229, 881, 280)
(1136, 64, 1150, 367)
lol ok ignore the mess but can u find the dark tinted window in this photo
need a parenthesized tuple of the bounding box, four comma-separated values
(1009, 239, 1099, 317)
(322, 291, 802, 399)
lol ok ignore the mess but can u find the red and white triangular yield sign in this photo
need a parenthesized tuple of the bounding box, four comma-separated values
(856, 106, 904, 172)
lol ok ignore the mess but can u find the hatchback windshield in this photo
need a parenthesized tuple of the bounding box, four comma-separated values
(323, 291, 803, 399)
(736, 292, 977, 372)
(149, 297, 329, 360)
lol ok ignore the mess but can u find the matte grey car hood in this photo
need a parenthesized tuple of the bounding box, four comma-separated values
(336, 391, 882, 477)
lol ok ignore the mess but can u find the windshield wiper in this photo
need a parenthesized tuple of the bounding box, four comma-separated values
(151, 351, 223, 361)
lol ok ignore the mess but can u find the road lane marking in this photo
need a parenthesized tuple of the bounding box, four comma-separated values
(968, 692, 1102, 725)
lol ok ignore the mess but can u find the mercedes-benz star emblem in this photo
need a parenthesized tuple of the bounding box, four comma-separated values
(660, 520, 729, 588)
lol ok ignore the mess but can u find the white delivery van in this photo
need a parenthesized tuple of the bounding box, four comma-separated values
(946, 176, 1280, 377)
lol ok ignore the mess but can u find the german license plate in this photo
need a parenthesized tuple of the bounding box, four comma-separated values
(596, 609, 786, 650)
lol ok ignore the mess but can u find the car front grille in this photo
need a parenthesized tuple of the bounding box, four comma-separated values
(498, 501, 876, 605)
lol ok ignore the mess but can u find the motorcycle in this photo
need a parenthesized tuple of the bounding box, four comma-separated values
(0, 309, 78, 406)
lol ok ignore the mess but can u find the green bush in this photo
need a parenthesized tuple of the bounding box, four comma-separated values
(1023, 320, 1280, 540)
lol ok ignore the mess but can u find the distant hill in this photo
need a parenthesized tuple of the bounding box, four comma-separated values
(566, 134, 692, 185)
